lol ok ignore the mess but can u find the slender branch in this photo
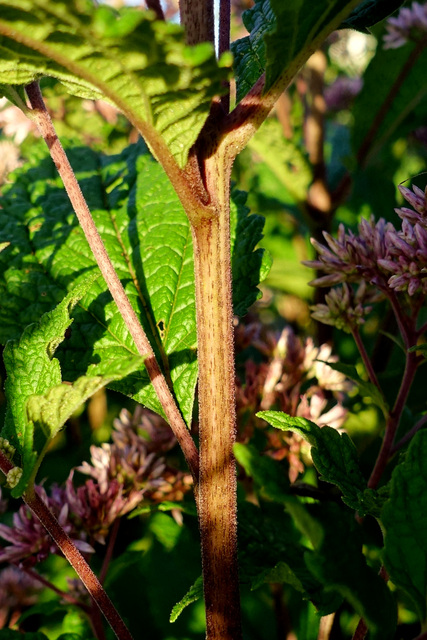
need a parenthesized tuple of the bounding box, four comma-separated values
(24, 81, 199, 484)
(99, 518, 120, 585)
(391, 413, 427, 454)
(23, 486, 133, 640)
(19, 565, 90, 612)
(351, 327, 382, 391)
(304, 50, 332, 215)
(368, 350, 418, 488)
(0, 452, 132, 640)
(352, 618, 368, 640)
(218, 0, 230, 57)
(219, 1, 361, 159)
(145, 0, 165, 20)
(179, 0, 215, 45)
(357, 36, 427, 167)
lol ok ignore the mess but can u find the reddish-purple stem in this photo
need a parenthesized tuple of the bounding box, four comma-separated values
(351, 327, 382, 391)
(368, 350, 418, 488)
(99, 518, 120, 585)
(391, 412, 427, 454)
(145, 0, 165, 20)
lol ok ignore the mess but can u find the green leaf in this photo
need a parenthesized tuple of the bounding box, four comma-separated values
(247, 118, 312, 202)
(320, 360, 389, 418)
(234, 442, 290, 504)
(305, 503, 397, 640)
(231, 189, 272, 316)
(231, 0, 360, 102)
(238, 501, 342, 615)
(339, 0, 406, 33)
(0, 1, 231, 168)
(257, 412, 368, 511)
(382, 430, 427, 623)
(170, 575, 203, 622)
(128, 499, 197, 519)
(352, 43, 427, 160)
(0, 141, 268, 425)
(2, 277, 143, 496)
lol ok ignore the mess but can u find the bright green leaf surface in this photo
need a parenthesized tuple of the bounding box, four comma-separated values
(257, 412, 368, 511)
(231, 0, 359, 102)
(382, 430, 427, 623)
(170, 575, 203, 623)
(0, 142, 268, 426)
(2, 281, 93, 495)
(339, 0, 406, 33)
(352, 43, 427, 160)
(0, 0, 231, 167)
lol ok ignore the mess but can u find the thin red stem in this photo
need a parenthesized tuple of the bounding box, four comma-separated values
(368, 350, 418, 488)
(24, 81, 199, 484)
(351, 327, 382, 391)
(99, 518, 120, 585)
(391, 412, 427, 454)
(19, 565, 90, 612)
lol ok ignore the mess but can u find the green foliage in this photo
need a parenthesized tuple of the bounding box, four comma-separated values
(2, 279, 142, 496)
(170, 575, 204, 623)
(339, 0, 406, 33)
(0, 141, 270, 429)
(382, 430, 427, 624)
(231, 0, 360, 101)
(0, 0, 231, 167)
(352, 42, 427, 160)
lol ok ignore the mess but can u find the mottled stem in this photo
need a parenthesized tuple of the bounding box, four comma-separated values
(24, 81, 199, 483)
(191, 148, 241, 639)
(179, 0, 214, 45)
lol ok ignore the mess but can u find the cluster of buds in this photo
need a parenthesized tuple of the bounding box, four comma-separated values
(304, 183, 427, 330)
(235, 322, 350, 481)
(384, 2, 427, 49)
(0, 408, 192, 562)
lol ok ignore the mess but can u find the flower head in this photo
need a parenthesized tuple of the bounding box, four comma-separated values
(0, 486, 93, 567)
(383, 2, 427, 49)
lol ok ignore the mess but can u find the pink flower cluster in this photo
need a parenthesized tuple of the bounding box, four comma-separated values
(235, 321, 350, 481)
(304, 183, 427, 330)
(384, 2, 427, 49)
(0, 408, 193, 563)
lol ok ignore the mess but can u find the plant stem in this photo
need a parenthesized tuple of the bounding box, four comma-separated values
(23, 487, 133, 640)
(317, 613, 335, 640)
(351, 327, 382, 391)
(145, 0, 165, 20)
(19, 565, 90, 612)
(180, 0, 214, 45)
(24, 81, 199, 484)
(190, 148, 241, 639)
(368, 349, 418, 488)
(352, 619, 368, 640)
(99, 518, 120, 585)
(391, 412, 427, 454)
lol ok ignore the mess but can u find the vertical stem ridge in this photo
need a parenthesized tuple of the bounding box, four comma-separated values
(191, 153, 241, 639)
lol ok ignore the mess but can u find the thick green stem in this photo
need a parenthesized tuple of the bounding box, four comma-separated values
(191, 152, 241, 639)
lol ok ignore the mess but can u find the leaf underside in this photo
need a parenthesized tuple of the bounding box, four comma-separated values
(0, 0, 231, 168)
(231, 0, 361, 103)
(0, 141, 270, 430)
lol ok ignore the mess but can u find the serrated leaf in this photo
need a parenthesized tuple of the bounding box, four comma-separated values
(382, 430, 427, 623)
(352, 43, 427, 160)
(339, 0, 406, 33)
(0, 0, 231, 168)
(0, 142, 268, 426)
(231, 0, 360, 102)
(305, 502, 397, 640)
(231, 188, 272, 316)
(128, 499, 197, 519)
(257, 412, 368, 511)
(2, 277, 142, 497)
(170, 574, 203, 622)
